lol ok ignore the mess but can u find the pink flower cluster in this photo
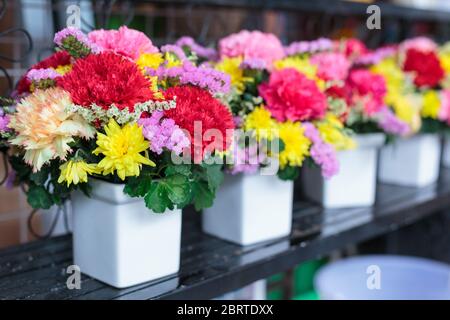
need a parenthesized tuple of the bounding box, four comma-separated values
(228, 144, 264, 175)
(219, 30, 284, 68)
(347, 69, 387, 115)
(176, 36, 217, 60)
(88, 26, 158, 60)
(0, 109, 9, 132)
(240, 58, 266, 70)
(310, 52, 350, 81)
(438, 90, 450, 125)
(161, 44, 187, 61)
(303, 123, 339, 179)
(284, 38, 333, 56)
(54, 27, 100, 53)
(147, 61, 230, 94)
(355, 46, 396, 66)
(377, 107, 410, 136)
(138, 111, 189, 155)
(26, 68, 61, 82)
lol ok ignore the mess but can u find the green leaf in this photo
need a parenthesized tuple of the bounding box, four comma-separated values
(201, 163, 224, 192)
(165, 164, 191, 177)
(277, 166, 299, 181)
(27, 184, 53, 209)
(192, 181, 215, 211)
(144, 182, 172, 213)
(124, 176, 152, 197)
(163, 174, 191, 205)
(29, 167, 50, 185)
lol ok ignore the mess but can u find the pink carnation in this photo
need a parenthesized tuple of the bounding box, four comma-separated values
(258, 68, 327, 122)
(347, 69, 387, 115)
(310, 52, 350, 81)
(439, 90, 450, 125)
(219, 30, 284, 69)
(401, 37, 437, 54)
(88, 26, 158, 60)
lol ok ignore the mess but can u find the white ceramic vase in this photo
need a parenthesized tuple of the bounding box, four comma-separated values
(441, 135, 450, 168)
(72, 179, 182, 288)
(378, 134, 441, 187)
(202, 173, 293, 246)
(301, 133, 385, 208)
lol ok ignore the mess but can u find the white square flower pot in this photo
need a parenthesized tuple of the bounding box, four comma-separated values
(202, 173, 293, 246)
(301, 133, 385, 208)
(72, 179, 182, 288)
(378, 134, 441, 187)
(442, 136, 450, 168)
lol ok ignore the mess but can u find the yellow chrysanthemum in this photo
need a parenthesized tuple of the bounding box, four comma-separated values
(316, 114, 356, 151)
(58, 160, 101, 187)
(440, 52, 450, 75)
(422, 90, 441, 119)
(54, 64, 72, 75)
(215, 57, 252, 93)
(244, 106, 278, 141)
(93, 119, 155, 180)
(9, 88, 96, 172)
(388, 92, 421, 132)
(274, 56, 325, 89)
(278, 121, 311, 169)
(136, 53, 165, 99)
(371, 58, 404, 97)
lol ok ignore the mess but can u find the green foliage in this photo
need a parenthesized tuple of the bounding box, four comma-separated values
(123, 159, 224, 213)
(27, 184, 53, 209)
(277, 166, 300, 181)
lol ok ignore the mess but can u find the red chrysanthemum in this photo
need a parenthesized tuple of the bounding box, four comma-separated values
(403, 48, 444, 88)
(16, 51, 71, 95)
(58, 52, 154, 111)
(258, 68, 327, 122)
(164, 86, 234, 160)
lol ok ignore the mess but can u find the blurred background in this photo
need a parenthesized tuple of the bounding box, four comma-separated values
(1, 0, 450, 299)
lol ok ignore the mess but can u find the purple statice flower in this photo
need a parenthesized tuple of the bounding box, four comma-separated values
(146, 61, 230, 94)
(5, 169, 16, 190)
(0, 112, 10, 132)
(26, 68, 61, 82)
(54, 27, 89, 46)
(284, 38, 333, 56)
(54, 27, 100, 55)
(303, 122, 339, 179)
(161, 44, 187, 61)
(228, 144, 261, 175)
(175, 36, 217, 60)
(377, 106, 410, 136)
(138, 111, 190, 155)
(354, 47, 396, 66)
(240, 58, 266, 70)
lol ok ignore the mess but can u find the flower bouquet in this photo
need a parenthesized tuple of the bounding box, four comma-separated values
(376, 37, 446, 187)
(302, 39, 414, 208)
(5, 26, 233, 287)
(438, 41, 450, 168)
(201, 31, 351, 244)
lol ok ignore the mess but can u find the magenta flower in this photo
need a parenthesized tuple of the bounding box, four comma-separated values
(377, 107, 410, 136)
(284, 38, 333, 56)
(26, 68, 61, 82)
(175, 37, 217, 60)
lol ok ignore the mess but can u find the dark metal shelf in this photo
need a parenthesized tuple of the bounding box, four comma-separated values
(143, 0, 450, 22)
(1, 169, 450, 300)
